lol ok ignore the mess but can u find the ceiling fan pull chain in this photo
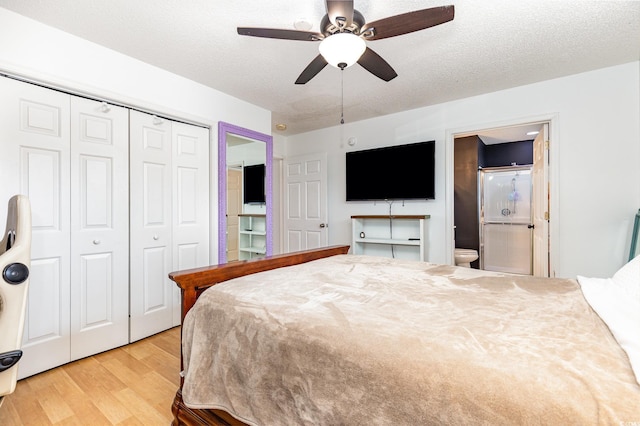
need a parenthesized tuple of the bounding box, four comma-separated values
(340, 67, 345, 124)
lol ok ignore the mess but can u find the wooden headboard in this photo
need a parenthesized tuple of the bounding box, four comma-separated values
(168, 245, 350, 322)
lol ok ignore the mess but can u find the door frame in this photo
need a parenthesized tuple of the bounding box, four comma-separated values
(445, 113, 560, 277)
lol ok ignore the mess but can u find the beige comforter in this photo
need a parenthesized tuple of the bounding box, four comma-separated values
(181, 255, 640, 425)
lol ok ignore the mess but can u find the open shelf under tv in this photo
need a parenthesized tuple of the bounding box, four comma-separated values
(351, 215, 430, 261)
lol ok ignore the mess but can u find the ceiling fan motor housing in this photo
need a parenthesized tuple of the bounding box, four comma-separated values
(320, 10, 366, 37)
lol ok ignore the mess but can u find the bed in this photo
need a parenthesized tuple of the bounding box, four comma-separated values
(168, 245, 640, 425)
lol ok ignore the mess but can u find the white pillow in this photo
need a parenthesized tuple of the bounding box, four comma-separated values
(577, 255, 640, 385)
(612, 254, 640, 300)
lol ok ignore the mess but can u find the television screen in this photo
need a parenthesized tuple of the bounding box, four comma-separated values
(346, 141, 435, 201)
(243, 163, 266, 204)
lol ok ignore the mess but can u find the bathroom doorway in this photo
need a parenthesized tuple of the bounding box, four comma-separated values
(452, 122, 550, 277)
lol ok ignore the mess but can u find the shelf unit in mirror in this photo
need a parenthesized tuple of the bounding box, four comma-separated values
(239, 213, 266, 260)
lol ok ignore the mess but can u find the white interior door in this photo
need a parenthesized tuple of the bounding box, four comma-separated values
(0, 77, 72, 378)
(532, 123, 550, 277)
(284, 153, 328, 252)
(70, 97, 129, 360)
(129, 110, 173, 341)
(171, 122, 209, 325)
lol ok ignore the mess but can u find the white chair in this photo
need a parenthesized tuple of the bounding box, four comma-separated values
(0, 195, 31, 406)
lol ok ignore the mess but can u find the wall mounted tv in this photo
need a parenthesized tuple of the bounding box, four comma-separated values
(346, 141, 435, 201)
(243, 163, 266, 204)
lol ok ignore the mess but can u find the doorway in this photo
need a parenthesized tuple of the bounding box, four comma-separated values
(450, 121, 551, 277)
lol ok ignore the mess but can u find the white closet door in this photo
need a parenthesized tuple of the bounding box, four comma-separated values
(0, 77, 71, 378)
(129, 111, 173, 341)
(70, 97, 129, 359)
(171, 123, 210, 325)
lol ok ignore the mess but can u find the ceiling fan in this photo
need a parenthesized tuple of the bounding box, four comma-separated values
(237, 1, 455, 84)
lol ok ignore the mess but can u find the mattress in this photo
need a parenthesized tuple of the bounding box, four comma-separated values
(181, 254, 640, 425)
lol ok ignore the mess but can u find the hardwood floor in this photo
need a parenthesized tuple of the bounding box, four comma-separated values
(0, 327, 181, 425)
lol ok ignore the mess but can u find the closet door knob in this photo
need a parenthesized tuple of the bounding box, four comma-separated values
(153, 235, 159, 240)
(93, 239, 101, 245)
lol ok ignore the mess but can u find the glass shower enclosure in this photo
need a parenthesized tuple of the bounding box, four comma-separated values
(479, 166, 533, 275)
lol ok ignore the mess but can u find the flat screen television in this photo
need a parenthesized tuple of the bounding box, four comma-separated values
(243, 163, 266, 204)
(346, 141, 435, 201)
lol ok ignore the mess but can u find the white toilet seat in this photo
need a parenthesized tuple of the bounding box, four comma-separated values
(454, 248, 479, 268)
(455, 248, 478, 256)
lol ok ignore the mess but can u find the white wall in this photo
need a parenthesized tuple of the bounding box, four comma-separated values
(285, 61, 640, 279)
(2, 7, 638, 278)
(0, 7, 272, 262)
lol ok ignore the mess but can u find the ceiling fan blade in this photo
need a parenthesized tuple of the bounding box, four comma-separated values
(357, 47, 397, 82)
(360, 5, 454, 40)
(326, 0, 354, 28)
(238, 27, 323, 41)
(295, 55, 329, 84)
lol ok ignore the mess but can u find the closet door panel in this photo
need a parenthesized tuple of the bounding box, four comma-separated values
(19, 100, 62, 137)
(130, 110, 173, 341)
(80, 253, 112, 324)
(70, 97, 129, 360)
(171, 123, 210, 325)
(22, 149, 65, 356)
(144, 163, 168, 224)
(25, 259, 62, 338)
(142, 246, 170, 310)
(21, 148, 62, 231)
(0, 77, 71, 379)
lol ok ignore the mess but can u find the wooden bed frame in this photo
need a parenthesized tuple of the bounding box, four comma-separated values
(168, 245, 351, 426)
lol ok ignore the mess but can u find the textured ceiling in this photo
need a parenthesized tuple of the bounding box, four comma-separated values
(1, 0, 638, 136)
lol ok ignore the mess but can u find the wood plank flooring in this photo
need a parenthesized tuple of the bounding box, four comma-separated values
(0, 326, 181, 425)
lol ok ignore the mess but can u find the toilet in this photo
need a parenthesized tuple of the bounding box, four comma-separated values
(454, 248, 478, 268)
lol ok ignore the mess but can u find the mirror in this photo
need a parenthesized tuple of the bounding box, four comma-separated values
(218, 122, 273, 263)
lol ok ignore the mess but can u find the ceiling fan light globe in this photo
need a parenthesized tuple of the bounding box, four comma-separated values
(319, 33, 366, 69)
